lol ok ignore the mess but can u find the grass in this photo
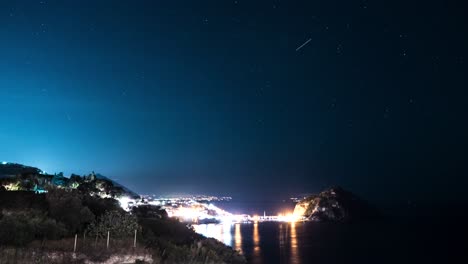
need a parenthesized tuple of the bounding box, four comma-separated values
(0, 238, 152, 264)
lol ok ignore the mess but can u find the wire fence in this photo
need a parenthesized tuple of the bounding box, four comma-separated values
(0, 230, 151, 264)
(42, 230, 140, 252)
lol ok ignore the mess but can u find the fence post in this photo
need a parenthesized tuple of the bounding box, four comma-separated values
(106, 231, 110, 249)
(134, 229, 137, 248)
(73, 234, 77, 252)
(83, 232, 86, 247)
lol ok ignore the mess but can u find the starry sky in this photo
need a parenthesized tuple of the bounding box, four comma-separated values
(1, 0, 467, 201)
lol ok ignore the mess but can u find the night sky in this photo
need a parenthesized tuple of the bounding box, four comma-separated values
(1, 1, 467, 201)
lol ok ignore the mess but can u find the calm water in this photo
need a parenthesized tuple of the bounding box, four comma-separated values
(194, 203, 468, 264)
(194, 222, 302, 264)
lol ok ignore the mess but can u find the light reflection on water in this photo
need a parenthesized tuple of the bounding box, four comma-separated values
(192, 223, 232, 245)
(289, 222, 299, 264)
(234, 223, 243, 253)
(193, 222, 299, 264)
(253, 222, 261, 258)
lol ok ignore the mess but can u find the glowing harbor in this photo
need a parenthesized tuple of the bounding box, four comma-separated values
(118, 194, 306, 224)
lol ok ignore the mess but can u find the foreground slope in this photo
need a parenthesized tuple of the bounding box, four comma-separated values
(0, 162, 245, 263)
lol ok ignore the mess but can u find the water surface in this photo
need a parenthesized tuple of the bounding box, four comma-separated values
(195, 218, 468, 264)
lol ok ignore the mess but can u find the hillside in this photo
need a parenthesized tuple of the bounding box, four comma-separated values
(0, 162, 139, 199)
(0, 162, 246, 263)
(293, 186, 381, 222)
(0, 162, 41, 178)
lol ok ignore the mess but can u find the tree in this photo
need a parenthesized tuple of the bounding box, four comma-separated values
(46, 189, 95, 233)
(87, 210, 139, 238)
(0, 211, 67, 246)
(0, 213, 34, 245)
(82, 195, 122, 218)
(132, 205, 168, 219)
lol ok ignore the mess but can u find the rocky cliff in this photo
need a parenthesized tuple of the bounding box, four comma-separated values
(293, 187, 380, 222)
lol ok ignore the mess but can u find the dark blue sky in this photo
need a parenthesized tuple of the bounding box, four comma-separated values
(1, 1, 467, 201)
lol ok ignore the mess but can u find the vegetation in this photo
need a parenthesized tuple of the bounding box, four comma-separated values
(0, 189, 121, 246)
(87, 210, 139, 239)
(0, 163, 246, 263)
(135, 207, 245, 263)
(0, 163, 139, 199)
(0, 210, 66, 246)
(294, 186, 381, 222)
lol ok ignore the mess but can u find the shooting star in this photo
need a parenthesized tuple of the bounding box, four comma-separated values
(296, 38, 312, 51)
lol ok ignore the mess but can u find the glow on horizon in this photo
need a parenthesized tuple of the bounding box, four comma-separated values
(168, 204, 303, 223)
(276, 212, 301, 223)
(117, 196, 134, 211)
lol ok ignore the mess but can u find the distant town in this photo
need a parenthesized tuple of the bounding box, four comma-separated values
(129, 194, 304, 224)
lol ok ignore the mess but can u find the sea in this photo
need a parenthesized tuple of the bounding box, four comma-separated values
(193, 201, 468, 264)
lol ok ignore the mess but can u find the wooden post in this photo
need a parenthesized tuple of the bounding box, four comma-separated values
(133, 229, 137, 248)
(106, 231, 110, 249)
(83, 233, 86, 247)
(95, 234, 98, 247)
(73, 234, 77, 252)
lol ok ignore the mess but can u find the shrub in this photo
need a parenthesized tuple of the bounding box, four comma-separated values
(0, 211, 66, 246)
(132, 205, 168, 219)
(46, 189, 95, 234)
(82, 195, 122, 218)
(87, 210, 139, 239)
(0, 213, 34, 246)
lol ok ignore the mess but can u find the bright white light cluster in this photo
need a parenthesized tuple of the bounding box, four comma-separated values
(118, 195, 305, 223)
(167, 201, 304, 223)
(276, 213, 301, 223)
(167, 201, 233, 222)
(117, 196, 137, 211)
